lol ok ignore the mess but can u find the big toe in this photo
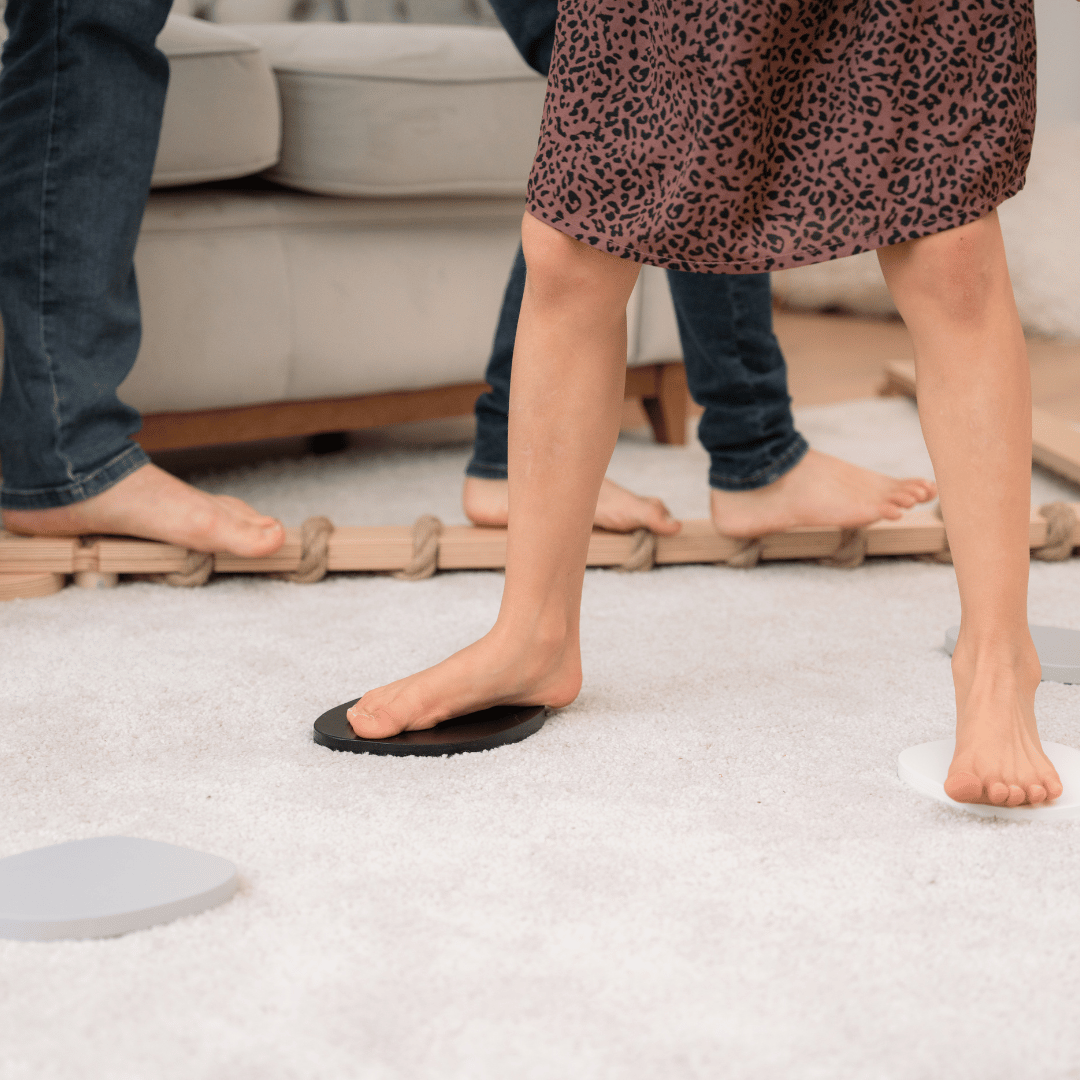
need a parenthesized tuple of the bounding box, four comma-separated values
(643, 499, 681, 535)
(346, 700, 402, 739)
(944, 770, 983, 803)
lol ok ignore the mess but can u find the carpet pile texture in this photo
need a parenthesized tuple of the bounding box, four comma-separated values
(3, 398, 1080, 1079)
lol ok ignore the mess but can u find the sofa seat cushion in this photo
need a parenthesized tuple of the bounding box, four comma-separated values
(152, 15, 281, 187)
(232, 23, 547, 196)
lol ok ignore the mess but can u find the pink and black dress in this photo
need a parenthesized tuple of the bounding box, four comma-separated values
(526, 0, 1036, 273)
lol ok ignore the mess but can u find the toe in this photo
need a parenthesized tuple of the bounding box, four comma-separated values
(645, 499, 682, 535)
(944, 770, 983, 803)
(986, 780, 1011, 805)
(346, 702, 400, 739)
(1043, 771, 1064, 801)
(1027, 783, 1048, 805)
(1004, 784, 1027, 807)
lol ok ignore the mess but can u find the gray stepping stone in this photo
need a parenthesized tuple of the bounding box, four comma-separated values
(0, 837, 238, 941)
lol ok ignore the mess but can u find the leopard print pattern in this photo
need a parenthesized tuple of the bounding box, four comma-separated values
(526, 0, 1036, 273)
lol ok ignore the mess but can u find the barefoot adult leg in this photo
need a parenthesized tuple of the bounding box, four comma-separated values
(2, 463, 285, 558)
(349, 216, 640, 737)
(878, 210, 1061, 807)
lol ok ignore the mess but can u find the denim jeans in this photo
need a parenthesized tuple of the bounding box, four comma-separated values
(466, 248, 808, 490)
(470, 0, 807, 491)
(0, 0, 171, 510)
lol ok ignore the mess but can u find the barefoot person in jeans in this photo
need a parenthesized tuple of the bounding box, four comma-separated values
(461, 0, 935, 541)
(0, 0, 283, 558)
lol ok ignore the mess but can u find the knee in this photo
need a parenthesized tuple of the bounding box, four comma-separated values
(520, 213, 637, 312)
(879, 212, 1012, 328)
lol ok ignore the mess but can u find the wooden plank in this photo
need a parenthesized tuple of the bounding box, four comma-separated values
(0, 533, 77, 573)
(864, 511, 945, 555)
(655, 519, 743, 564)
(330, 526, 415, 572)
(1032, 408, 1080, 487)
(97, 539, 194, 574)
(214, 529, 304, 573)
(0, 571, 66, 601)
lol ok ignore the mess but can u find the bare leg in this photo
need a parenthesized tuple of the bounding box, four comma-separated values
(3, 463, 285, 558)
(878, 210, 1061, 807)
(463, 475, 681, 535)
(348, 216, 639, 737)
(710, 451, 936, 538)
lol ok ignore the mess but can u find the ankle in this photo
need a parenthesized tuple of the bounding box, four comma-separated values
(951, 629, 1041, 687)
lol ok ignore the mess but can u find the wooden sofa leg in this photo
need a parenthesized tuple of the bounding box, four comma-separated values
(641, 362, 689, 446)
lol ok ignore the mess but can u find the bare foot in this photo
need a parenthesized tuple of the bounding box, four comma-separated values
(710, 449, 936, 538)
(2, 463, 285, 558)
(464, 475, 682, 535)
(347, 627, 581, 737)
(944, 636, 1063, 806)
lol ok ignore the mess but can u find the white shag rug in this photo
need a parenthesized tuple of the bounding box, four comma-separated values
(4, 397, 1080, 1080)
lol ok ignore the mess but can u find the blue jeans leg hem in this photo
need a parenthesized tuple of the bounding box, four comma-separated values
(709, 435, 809, 493)
(465, 460, 509, 481)
(1, 442, 150, 510)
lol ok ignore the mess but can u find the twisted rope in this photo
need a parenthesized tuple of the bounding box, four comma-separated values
(1034, 501, 1078, 562)
(281, 516, 334, 583)
(158, 550, 214, 588)
(723, 538, 764, 569)
(394, 515, 443, 580)
(818, 527, 868, 569)
(617, 528, 657, 572)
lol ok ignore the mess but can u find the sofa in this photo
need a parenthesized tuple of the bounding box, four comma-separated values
(70, 5, 691, 452)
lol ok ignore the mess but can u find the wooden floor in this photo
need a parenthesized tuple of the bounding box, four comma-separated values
(645, 308, 1080, 428)
(774, 309, 1080, 418)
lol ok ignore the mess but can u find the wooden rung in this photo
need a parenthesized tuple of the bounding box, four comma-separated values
(215, 530, 305, 573)
(882, 360, 1080, 490)
(0, 532, 78, 573)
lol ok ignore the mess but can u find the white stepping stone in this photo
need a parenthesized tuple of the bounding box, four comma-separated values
(898, 740, 1080, 820)
(0, 837, 238, 941)
(945, 624, 1080, 683)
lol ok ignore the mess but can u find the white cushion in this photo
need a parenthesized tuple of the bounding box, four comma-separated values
(233, 23, 546, 196)
(122, 189, 668, 415)
(152, 15, 281, 187)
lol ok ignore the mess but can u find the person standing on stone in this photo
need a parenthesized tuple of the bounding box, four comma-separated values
(352, 0, 1061, 811)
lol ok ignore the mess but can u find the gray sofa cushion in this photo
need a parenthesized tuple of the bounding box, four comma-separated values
(234, 23, 546, 196)
(153, 15, 281, 187)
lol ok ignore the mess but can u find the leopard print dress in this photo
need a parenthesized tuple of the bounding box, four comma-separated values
(526, 0, 1036, 273)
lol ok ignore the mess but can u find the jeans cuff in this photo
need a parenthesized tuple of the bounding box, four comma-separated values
(0, 442, 150, 510)
(464, 459, 508, 481)
(708, 434, 809, 492)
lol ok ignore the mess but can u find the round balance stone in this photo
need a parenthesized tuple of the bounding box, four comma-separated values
(0, 837, 239, 941)
(945, 624, 1080, 683)
(314, 698, 546, 756)
(898, 740, 1080, 820)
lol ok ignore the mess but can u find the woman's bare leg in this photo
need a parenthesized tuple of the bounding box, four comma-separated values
(348, 216, 640, 737)
(878, 210, 1062, 807)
